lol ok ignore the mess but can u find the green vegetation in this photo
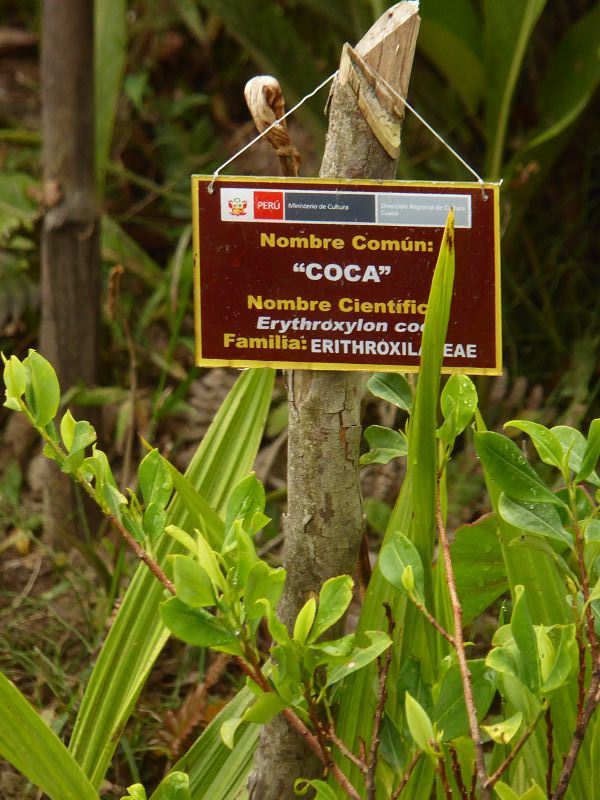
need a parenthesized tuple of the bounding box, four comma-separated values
(0, 2, 598, 799)
(2, 215, 599, 798)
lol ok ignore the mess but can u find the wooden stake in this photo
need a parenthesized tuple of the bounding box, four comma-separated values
(247, 5, 420, 796)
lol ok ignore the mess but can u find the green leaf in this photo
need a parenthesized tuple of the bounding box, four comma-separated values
(360, 425, 408, 465)
(437, 374, 478, 446)
(511, 585, 541, 694)
(434, 660, 497, 741)
(326, 631, 391, 687)
(193, 527, 225, 590)
(159, 598, 237, 650)
(482, 712, 523, 745)
(295, 778, 338, 799)
(121, 785, 147, 800)
(498, 494, 572, 546)
(138, 449, 173, 508)
(520, 782, 549, 800)
(23, 350, 60, 428)
(163, 457, 225, 548)
(220, 718, 243, 750)
(60, 409, 77, 450)
(244, 561, 285, 621)
(242, 692, 286, 724)
(68, 420, 97, 455)
(293, 597, 316, 645)
(95, 0, 127, 193)
(143, 503, 167, 542)
(419, 0, 483, 113)
(225, 472, 265, 530)
(451, 514, 508, 624)
(405, 691, 436, 756)
(508, 535, 575, 580)
(578, 419, 600, 482)
(525, 5, 600, 149)
(257, 598, 289, 646)
(172, 555, 215, 608)
(379, 530, 426, 603)
(540, 625, 576, 695)
(552, 426, 600, 486)
(483, 0, 547, 179)
(366, 372, 412, 412)
(305, 635, 355, 672)
(0, 671, 98, 800)
(504, 419, 563, 469)
(160, 772, 192, 800)
(310, 575, 354, 642)
(121, 508, 145, 544)
(474, 431, 562, 506)
(494, 782, 520, 800)
(3, 354, 26, 405)
(164, 525, 197, 555)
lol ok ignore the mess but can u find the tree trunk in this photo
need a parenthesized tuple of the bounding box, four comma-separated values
(40, 0, 100, 543)
(248, 4, 420, 797)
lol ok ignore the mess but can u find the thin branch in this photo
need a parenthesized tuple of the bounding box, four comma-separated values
(570, 496, 599, 664)
(327, 728, 368, 776)
(390, 751, 421, 800)
(365, 604, 395, 799)
(551, 670, 600, 800)
(413, 597, 456, 646)
(469, 769, 477, 800)
(31, 420, 177, 595)
(574, 610, 587, 725)
(546, 705, 554, 798)
(435, 747, 452, 800)
(436, 495, 490, 799)
(106, 510, 175, 594)
(485, 703, 546, 789)
(450, 745, 468, 800)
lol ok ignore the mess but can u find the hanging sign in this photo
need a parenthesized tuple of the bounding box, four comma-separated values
(192, 176, 501, 374)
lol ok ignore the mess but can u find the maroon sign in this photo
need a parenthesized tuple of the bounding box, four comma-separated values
(192, 176, 501, 374)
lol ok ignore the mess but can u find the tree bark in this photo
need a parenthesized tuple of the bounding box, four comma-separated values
(248, 4, 419, 797)
(40, 1, 100, 543)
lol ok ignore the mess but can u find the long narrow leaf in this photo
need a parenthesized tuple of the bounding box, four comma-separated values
(69, 368, 274, 787)
(0, 672, 98, 800)
(483, 0, 547, 179)
(95, 0, 127, 194)
(151, 689, 256, 800)
(330, 213, 456, 796)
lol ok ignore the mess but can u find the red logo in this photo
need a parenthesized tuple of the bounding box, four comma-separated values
(254, 191, 283, 220)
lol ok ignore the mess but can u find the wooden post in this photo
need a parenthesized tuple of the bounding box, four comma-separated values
(248, 4, 420, 796)
(40, 0, 100, 541)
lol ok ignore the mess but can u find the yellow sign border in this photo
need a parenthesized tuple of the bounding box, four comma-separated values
(191, 175, 502, 375)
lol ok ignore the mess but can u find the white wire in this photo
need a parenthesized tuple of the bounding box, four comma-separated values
(207, 71, 338, 193)
(207, 63, 487, 192)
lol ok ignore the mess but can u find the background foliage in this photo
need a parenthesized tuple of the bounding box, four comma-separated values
(0, 1, 598, 798)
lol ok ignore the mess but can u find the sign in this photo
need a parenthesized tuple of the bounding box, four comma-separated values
(192, 176, 501, 374)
